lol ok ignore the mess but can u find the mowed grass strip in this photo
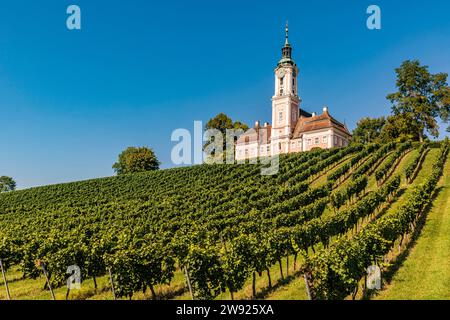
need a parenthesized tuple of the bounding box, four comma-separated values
(374, 152, 450, 300)
(0, 265, 187, 300)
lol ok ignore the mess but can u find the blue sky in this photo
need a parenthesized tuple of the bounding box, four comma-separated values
(0, 0, 449, 189)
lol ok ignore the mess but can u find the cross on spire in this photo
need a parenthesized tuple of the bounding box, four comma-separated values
(285, 21, 289, 45)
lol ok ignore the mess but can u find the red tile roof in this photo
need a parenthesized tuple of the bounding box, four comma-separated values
(236, 110, 350, 145)
(293, 110, 351, 138)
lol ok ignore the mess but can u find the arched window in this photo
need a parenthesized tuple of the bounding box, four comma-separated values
(279, 77, 284, 95)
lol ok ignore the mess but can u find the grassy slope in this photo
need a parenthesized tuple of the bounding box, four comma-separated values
(374, 152, 450, 300)
(0, 267, 111, 300)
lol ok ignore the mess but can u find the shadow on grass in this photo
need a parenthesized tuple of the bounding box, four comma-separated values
(254, 269, 304, 300)
(371, 188, 406, 222)
(155, 285, 187, 300)
(409, 149, 429, 184)
(385, 186, 443, 283)
(367, 186, 444, 299)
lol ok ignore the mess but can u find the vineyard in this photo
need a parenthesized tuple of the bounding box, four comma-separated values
(0, 140, 448, 300)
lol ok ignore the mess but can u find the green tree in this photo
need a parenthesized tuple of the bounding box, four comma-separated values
(351, 117, 386, 144)
(0, 176, 16, 193)
(387, 60, 450, 141)
(205, 113, 249, 134)
(379, 114, 421, 142)
(112, 147, 160, 175)
(204, 113, 249, 160)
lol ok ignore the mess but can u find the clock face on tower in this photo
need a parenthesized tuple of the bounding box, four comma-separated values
(277, 69, 285, 78)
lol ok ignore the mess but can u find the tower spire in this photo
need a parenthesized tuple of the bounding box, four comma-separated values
(280, 22, 293, 62)
(285, 21, 289, 45)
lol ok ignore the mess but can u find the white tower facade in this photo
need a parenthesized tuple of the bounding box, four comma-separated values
(271, 23, 301, 155)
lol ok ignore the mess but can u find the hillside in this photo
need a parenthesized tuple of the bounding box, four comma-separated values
(373, 152, 450, 300)
(0, 141, 448, 300)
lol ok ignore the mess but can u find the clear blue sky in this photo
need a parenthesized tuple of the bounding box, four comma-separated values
(1, 0, 449, 189)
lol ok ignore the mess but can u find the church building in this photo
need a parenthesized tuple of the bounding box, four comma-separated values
(235, 25, 351, 160)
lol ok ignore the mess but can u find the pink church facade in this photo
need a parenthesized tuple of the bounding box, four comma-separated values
(236, 25, 351, 160)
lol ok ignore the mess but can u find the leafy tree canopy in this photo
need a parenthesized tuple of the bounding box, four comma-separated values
(204, 113, 249, 159)
(112, 147, 160, 175)
(379, 114, 422, 142)
(0, 176, 16, 193)
(352, 117, 386, 144)
(386, 60, 450, 141)
(205, 113, 249, 134)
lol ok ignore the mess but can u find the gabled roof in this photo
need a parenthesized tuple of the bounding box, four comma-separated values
(293, 110, 351, 138)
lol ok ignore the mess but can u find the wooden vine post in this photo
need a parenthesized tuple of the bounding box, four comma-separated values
(184, 265, 194, 300)
(0, 258, 11, 300)
(303, 273, 313, 300)
(108, 268, 116, 300)
(39, 261, 55, 300)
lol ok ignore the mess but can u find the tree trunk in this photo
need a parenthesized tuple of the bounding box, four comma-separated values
(398, 235, 404, 253)
(278, 259, 284, 279)
(267, 268, 272, 288)
(149, 284, 157, 300)
(293, 253, 298, 271)
(352, 285, 358, 300)
(93, 276, 98, 290)
(286, 255, 289, 277)
(229, 287, 234, 300)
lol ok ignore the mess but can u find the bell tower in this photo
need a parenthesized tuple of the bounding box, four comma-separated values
(271, 22, 301, 155)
